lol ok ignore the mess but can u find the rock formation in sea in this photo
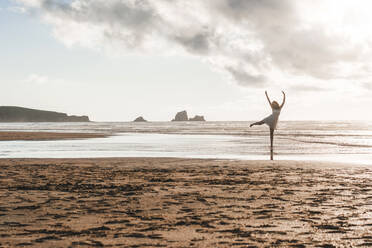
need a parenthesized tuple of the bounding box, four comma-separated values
(133, 116, 147, 122)
(172, 110, 188, 121)
(189, 115, 205, 121)
(0, 106, 90, 122)
(172, 111, 206, 121)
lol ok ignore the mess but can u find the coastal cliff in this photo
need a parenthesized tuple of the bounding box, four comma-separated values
(0, 106, 90, 122)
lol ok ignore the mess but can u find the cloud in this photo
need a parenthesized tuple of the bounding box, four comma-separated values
(225, 66, 267, 87)
(24, 73, 49, 84)
(289, 84, 327, 93)
(360, 82, 372, 91)
(7, 6, 27, 13)
(14, 0, 372, 89)
(17, 0, 42, 7)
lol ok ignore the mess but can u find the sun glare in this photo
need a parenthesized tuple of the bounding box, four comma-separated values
(298, 0, 372, 43)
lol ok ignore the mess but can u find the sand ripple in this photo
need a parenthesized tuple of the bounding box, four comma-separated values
(0, 158, 371, 247)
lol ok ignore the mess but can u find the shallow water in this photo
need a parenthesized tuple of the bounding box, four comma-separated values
(0, 121, 371, 164)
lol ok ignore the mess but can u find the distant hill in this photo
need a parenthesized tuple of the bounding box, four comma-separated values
(0, 106, 90, 122)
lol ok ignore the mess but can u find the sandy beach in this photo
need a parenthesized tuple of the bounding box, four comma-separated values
(0, 157, 371, 247)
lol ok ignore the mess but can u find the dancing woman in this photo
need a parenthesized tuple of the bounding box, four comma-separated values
(250, 91, 286, 160)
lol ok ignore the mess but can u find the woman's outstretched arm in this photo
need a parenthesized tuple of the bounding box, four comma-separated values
(280, 91, 286, 108)
(265, 91, 272, 105)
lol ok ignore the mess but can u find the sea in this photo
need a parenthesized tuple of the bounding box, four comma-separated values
(0, 121, 372, 165)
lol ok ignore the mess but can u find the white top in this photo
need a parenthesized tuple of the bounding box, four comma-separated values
(262, 109, 281, 130)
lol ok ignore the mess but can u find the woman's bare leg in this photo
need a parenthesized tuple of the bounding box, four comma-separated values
(250, 120, 265, 127)
(270, 128, 274, 160)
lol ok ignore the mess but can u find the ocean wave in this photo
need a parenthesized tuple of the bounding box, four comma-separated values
(281, 137, 372, 148)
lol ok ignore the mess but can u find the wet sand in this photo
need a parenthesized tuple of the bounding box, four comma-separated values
(0, 158, 371, 247)
(0, 132, 107, 141)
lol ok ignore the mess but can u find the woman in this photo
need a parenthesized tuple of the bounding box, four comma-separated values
(250, 91, 285, 160)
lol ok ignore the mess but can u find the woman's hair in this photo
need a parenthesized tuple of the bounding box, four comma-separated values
(271, 101, 280, 109)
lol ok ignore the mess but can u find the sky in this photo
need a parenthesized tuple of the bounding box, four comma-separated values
(1, 0, 372, 121)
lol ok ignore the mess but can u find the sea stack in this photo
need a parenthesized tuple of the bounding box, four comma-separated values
(133, 116, 147, 122)
(189, 115, 205, 121)
(172, 110, 188, 121)
(0, 106, 89, 122)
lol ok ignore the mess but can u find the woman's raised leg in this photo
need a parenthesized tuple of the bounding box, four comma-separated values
(250, 120, 265, 127)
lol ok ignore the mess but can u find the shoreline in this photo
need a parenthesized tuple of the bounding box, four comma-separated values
(0, 157, 364, 168)
(1, 158, 371, 247)
(1, 155, 371, 167)
(0, 131, 108, 141)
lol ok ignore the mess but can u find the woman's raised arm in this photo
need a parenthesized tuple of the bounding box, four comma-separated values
(265, 91, 272, 105)
(280, 91, 286, 108)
